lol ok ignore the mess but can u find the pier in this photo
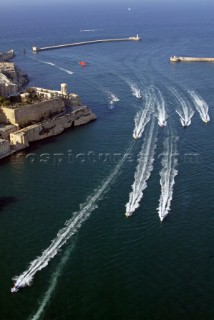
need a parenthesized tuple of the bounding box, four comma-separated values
(170, 56, 214, 62)
(32, 35, 141, 52)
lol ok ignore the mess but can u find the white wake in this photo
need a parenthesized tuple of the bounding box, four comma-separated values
(80, 29, 104, 32)
(133, 89, 154, 139)
(156, 89, 168, 127)
(189, 91, 210, 124)
(129, 82, 142, 99)
(57, 67, 74, 75)
(31, 58, 74, 75)
(157, 135, 178, 221)
(108, 92, 120, 109)
(29, 243, 75, 320)
(171, 88, 194, 127)
(125, 117, 157, 216)
(12, 141, 134, 291)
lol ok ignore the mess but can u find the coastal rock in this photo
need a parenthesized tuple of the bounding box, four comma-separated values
(0, 50, 15, 62)
(0, 62, 29, 91)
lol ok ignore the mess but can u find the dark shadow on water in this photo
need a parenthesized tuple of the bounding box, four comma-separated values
(0, 196, 17, 213)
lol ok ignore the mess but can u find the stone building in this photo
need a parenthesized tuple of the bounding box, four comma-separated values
(0, 82, 96, 158)
(0, 72, 18, 97)
(31, 83, 81, 106)
(0, 62, 28, 97)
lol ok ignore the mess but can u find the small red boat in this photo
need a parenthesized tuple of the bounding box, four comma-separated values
(79, 61, 87, 67)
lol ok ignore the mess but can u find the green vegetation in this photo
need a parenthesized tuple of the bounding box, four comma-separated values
(0, 95, 10, 106)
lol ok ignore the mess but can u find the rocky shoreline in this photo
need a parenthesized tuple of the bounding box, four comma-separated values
(0, 62, 29, 95)
(0, 50, 15, 62)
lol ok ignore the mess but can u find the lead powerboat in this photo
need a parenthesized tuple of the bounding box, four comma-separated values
(11, 284, 19, 293)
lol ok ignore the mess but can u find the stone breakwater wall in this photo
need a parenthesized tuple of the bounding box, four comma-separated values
(10, 106, 96, 151)
(170, 56, 214, 62)
(32, 35, 141, 52)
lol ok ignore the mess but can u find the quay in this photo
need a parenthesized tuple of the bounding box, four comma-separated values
(32, 35, 141, 52)
(170, 56, 214, 62)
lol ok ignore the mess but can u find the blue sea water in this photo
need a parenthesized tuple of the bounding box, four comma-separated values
(0, 2, 214, 319)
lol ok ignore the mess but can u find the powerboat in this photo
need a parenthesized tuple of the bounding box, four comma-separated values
(11, 285, 19, 293)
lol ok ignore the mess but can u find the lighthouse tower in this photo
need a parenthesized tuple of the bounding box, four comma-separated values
(61, 83, 68, 96)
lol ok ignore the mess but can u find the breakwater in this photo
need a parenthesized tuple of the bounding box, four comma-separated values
(32, 35, 141, 52)
(170, 56, 214, 62)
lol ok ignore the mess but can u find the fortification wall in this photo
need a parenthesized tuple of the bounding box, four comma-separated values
(10, 106, 96, 151)
(0, 107, 16, 124)
(0, 98, 65, 127)
(0, 139, 10, 155)
(0, 124, 18, 140)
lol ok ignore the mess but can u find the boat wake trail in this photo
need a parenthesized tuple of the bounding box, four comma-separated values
(37, 60, 55, 66)
(156, 89, 168, 127)
(189, 91, 210, 124)
(31, 58, 74, 75)
(80, 29, 104, 32)
(108, 92, 120, 109)
(119, 76, 142, 99)
(129, 82, 142, 99)
(157, 134, 178, 221)
(29, 243, 75, 320)
(171, 88, 194, 127)
(125, 117, 157, 217)
(133, 89, 154, 139)
(57, 67, 74, 75)
(11, 141, 135, 292)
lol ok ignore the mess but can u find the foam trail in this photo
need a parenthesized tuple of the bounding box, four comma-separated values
(133, 89, 154, 139)
(12, 141, 134, 291)
(156, 89, 168, 127)
(31, 58, 56, 67)
(57, 67, 73, 75)
(189, 91, 210, 123)
(157, 135, 178, 221)
(31, 58, 73, 75)
(119, 76, 142, 99)
(108, 92, 120, 109)
(170, 88, 194, 127)
(125, 117, 157, 216)
(29, 243, 75, 320)
(129, 82, 141, 99)
(80, 29, 104, 32)
(80, 29, 97, 32)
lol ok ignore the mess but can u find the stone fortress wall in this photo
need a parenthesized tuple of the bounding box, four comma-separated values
(0, 98, 65, 127)
(10, 105, 96, 150)
(0, 82, 96, 157)
(0, 138, 10, 156)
